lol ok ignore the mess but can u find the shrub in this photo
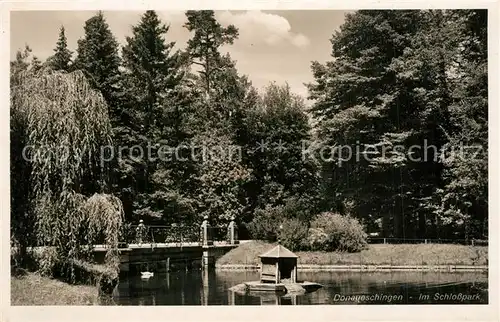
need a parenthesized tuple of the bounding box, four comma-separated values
(307, 227, 329, 251)
(67, 259, 118, 295)
(32, 247, 60, 276)
(309, 212, 367, 252)
(246, 204, 285, 241)
(281, 196, 315, 221)
(246, 197, 314, 241)
(279, 218, 309, 251)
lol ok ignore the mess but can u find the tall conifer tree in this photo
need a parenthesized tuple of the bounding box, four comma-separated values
(74, 11, 121, 106)
(48, 26, 72, 71)
(121, 10, 195, 223)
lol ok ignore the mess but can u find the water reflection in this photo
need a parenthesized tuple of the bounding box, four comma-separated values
(113, 270, 488, 305)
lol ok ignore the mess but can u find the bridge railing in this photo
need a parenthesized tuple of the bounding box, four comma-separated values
(122, 224, 202, 246)
(120, 217, 239, 247)
(200, 216, 238, 246)
(208, 226, 230, 243)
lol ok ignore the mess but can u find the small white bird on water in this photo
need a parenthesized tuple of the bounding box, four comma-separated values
(141, 271, 154, 279)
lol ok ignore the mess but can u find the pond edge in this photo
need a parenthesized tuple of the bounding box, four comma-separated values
(215, 264, 488, 272)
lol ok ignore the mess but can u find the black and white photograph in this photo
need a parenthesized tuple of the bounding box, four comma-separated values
(2, 1, 498, 320)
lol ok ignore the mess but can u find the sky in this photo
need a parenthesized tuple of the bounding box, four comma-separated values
(10, 10, 348, 100)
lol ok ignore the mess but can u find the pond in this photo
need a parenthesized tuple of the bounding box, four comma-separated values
(111, 270, 488, 305)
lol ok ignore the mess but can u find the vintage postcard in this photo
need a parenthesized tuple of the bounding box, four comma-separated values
(1, 0, 498, 321)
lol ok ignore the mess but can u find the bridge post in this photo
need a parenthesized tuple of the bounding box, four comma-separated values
(201, 215, 215, 269)
(201, 215, 213, 247)
(228, 216, 239, 245)
(202, 266, 210, 305)
(165, 257, 170, 272)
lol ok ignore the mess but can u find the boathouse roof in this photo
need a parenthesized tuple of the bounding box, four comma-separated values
(258, 244, 298, 258)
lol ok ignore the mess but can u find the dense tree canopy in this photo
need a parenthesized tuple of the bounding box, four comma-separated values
(307, 9, 487, 240)
(11, 10, 488, 247)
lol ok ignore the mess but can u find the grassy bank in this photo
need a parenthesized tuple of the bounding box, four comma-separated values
(217, 241, 488, 266)
(11, 272, 100, 305)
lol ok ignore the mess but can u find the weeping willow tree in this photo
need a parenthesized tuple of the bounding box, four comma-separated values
(11, 68, 124, 281)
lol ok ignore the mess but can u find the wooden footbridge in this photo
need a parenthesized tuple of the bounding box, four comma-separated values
(93, 216, 240, 274)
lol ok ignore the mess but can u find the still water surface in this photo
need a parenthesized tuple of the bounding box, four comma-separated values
(112, 270, 488, 305)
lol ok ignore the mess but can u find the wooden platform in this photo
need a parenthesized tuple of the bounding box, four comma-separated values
(244, 281, 286, 292)
(299, 281, 323, 293)
(230, 280, 323, 295)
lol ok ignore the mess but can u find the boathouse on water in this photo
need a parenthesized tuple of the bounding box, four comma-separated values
(259, 244, 298, 284)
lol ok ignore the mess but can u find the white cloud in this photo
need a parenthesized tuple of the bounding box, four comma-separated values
(217, 11, 310, 48)
(291, 34, 310, 48)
